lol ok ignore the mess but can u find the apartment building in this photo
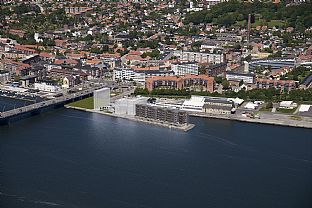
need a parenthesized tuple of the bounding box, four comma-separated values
(173, 50, 225, 64)
(135, 104, 188, 125)
(113, 67, 146, 84)
(256, 78, 297, 92)
(171, 62, 199, 76)
(226, 71, 255, 84)
(145, 74, 214, 93)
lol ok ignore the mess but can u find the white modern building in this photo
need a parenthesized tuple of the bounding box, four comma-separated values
(171, 62, 199, 76)
(94, 88, 110, 110)
(34, 82, 60, 92)
(114, 97, 147, 116)
(182, 96, 205, 112)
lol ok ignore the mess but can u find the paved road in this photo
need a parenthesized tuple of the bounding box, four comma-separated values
(111, 88, 135, 102)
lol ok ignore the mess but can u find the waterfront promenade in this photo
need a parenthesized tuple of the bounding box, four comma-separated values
(190, 112, 312, 129)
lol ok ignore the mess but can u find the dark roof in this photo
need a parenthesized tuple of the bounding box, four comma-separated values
(226, 71, 254, 77)
(203, 104, 232, 111)
(204, 97, 232, 104)
(302, 73, 312, 86)
(20, 75, 38, 80)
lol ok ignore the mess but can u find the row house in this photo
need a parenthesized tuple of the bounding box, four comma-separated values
(256, 78, 296, 92)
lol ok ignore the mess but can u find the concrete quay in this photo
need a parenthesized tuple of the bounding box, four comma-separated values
(65, 105, 195, 132)
(190, 112, 312, 129)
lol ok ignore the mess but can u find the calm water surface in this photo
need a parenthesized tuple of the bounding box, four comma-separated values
(0, 96, 34, 112)
(0, 108, 311, 208)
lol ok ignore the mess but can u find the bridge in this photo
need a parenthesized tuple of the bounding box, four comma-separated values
(0, 87, 99, 124)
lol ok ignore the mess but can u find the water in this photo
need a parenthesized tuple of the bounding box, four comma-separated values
(0, 96, 34, 112)
(0, 108, 311, 208)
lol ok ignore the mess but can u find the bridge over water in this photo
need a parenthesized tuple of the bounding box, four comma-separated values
(0, 87, 98, 125)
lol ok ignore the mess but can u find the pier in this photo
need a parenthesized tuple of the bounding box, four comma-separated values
(0, 88, 98, 125)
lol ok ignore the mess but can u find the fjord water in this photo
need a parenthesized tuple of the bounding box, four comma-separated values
(0, 108, 311, 208)
(0, 96, 33, 112)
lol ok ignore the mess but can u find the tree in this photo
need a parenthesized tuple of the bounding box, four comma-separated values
(222, 79, 230, 89)
(239, 79, 244, 87)
(266, 101, 273, 109)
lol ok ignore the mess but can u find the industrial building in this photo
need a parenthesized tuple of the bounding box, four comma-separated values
(135, 104, 188, 125)
(94, 88, 110, 110)
(247, 58, 295, 71)
(182, 96, 237, 114)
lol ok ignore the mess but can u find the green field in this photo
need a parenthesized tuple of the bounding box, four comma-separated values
(253, 20, 286, 28)
(259, 107, 273, 112)
(68, 97, 94, 109)
(277, 107, 297, 114)
(235, 20, 286, 28)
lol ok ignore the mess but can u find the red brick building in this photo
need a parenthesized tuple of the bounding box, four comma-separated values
(146, 74, 214, 93)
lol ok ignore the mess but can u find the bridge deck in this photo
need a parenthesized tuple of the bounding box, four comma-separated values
(0, 88, 96, 119)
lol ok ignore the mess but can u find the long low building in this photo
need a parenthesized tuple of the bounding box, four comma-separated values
(247, 58, 295, 71)
(181, 95, 237, 114)
(173, 50, 225, 64)
(113, 67, 174, 85)
(145, 74, 214, 93)
(256, 78, 296, 92)
(226, 71, 255, 84)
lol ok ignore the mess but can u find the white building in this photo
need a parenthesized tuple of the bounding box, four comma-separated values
(113, 68, 145, 84)
(182, 96, 205, 112)
(226, 72, 255, 84)
(114, 97, 147, 116)
(34, 82, 60, 92)
(0, 70, 10, 83)
(279, 101, 297, 109)
(204, 0, 228, 9)
(94, 88, 110, 110)
(298, 104, 311, 113)
(171, 62, 199, 76)
(244, 102, 258, 110)
(173, 50, 224, 64)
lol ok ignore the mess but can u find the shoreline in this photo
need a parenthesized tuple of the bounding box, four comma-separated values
(189, 112, 312, 129)
(65, 105, 312, 130)
(64, 105, 195, 132)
